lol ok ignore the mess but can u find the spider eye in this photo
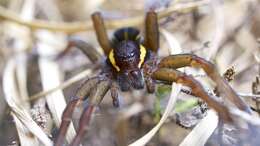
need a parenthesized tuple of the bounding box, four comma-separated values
(117, 51, 135, 60)
(128, 52, 135, 57)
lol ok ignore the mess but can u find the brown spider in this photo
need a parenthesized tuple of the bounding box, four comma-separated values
(55, 11, 251, 146)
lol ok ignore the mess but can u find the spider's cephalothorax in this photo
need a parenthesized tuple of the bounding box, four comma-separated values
(108, 27, 147, 91)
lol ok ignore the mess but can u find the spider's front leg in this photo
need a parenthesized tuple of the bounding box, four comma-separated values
(55, 76, 111, 146)
(156, 54, 251, 114)
(92, 12, 112, 55)
(144, 11, 159, 52)
(71, 79, 111, 146)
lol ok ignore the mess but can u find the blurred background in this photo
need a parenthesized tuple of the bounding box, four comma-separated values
(0, 0, 260, 146)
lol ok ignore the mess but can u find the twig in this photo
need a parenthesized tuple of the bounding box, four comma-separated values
(0, 0, 210, 33)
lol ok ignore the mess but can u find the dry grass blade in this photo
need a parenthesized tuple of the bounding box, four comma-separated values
(230, 108, 260, 125)
(11, 114, 39, 146)
(238, 93, 260, 99)
(0, 0, 210, 33)
(30, 68, 92, 100)
(4, 0, 35, 111)
(37, 31, 76, 143)
(206, 0, 224, 60)
(3, 59, 53, 146)
(1, 0, 54, 145)
(160, 28, 183, 55)
(128, 83, 182, 146)
(14, 0, 35, 109)
(179, 110, 218, 146)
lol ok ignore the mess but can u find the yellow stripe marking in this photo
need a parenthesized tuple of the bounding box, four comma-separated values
(109, 45, 147, 71)
(138, 45, 147, 68)
(109, 50, 120, 72)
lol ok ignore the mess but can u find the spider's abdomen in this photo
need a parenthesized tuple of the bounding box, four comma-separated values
(113, 27, 140, 42)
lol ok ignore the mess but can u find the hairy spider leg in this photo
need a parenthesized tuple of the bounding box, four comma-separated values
(70, 79, 110, 146)
(66, 37, 102, 63)
(152, 68, 232, 121)
(92, 12, 112, 56)
(156, 54, 252, 114)
(144, 11, 159, 53)
(143, 11, 159, 93)
(55, 36, 102, 63)
(55, 77, 110, 146)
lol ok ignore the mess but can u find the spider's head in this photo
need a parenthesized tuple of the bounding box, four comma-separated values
(108, 39, 147, 91)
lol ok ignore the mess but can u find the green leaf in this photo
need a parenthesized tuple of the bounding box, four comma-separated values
(154, 85, 200, 120)
(155, 85, 172, 99)
(174, 99, 199, 113)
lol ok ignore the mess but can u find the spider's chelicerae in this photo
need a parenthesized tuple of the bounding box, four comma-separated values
(55, 11, 251, 146)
